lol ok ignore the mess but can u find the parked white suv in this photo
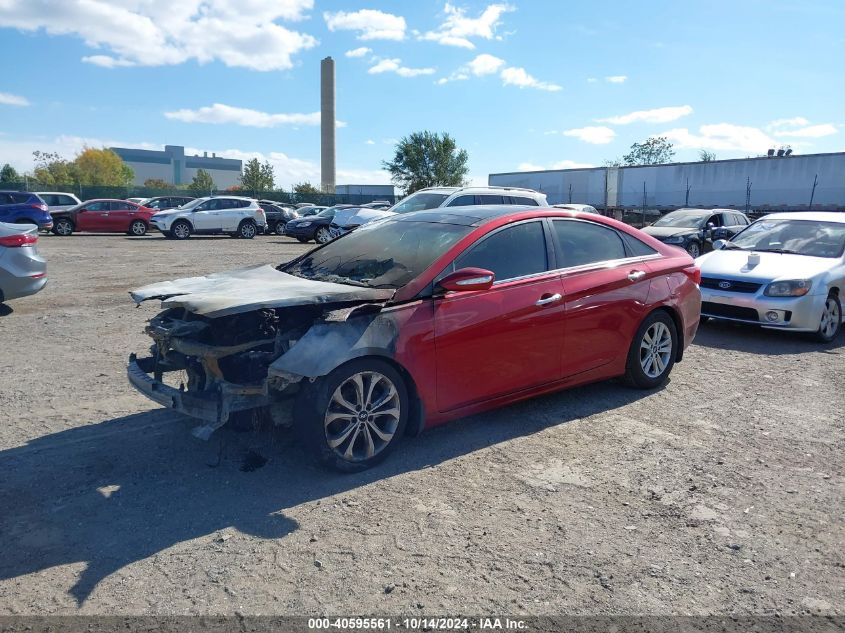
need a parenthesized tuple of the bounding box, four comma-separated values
(150, 196, 266, 240)
(330, 186, 548, 237)
(35, 192, 81, 213)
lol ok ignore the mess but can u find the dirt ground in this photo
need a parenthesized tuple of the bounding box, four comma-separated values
(0, 233, 842, 616)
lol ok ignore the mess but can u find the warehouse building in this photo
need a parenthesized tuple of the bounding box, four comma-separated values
(110, 145, 242, 189)
(335, 184, 395, 199)
(489, 151, 845, 213)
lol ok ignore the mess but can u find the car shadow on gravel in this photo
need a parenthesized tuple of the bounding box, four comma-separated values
(694, 320, 844, 355)
(0, 380, 649, 605)
(0, 303, 13, 317)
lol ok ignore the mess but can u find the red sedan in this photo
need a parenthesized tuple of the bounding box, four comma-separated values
(128, 206, 701, 471)
(51, 199, 155, 236)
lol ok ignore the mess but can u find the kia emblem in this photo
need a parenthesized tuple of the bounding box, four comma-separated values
(718, 281, 732, 289)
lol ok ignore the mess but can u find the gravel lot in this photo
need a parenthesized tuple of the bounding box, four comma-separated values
(0, 233, 842, 616)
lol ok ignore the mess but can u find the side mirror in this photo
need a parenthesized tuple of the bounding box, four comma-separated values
(438, 267, 495, 293)
(712, 239, 727, 250)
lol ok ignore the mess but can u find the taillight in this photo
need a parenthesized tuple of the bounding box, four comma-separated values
(30, 203, 49, 212)
(0, 233, 38, 247)
(683, 265, 701, 285)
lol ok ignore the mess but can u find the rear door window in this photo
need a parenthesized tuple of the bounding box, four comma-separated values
(620, 232, 658, 257)
(455, 221, 548, 282)
(478, 194, 505, 205)
(57, 195, 76, 206)
(447, 195, 476, 207)
(512, 196, 539, 206)
(552, 219, 627, 268)
(11, 193, 31, 204)
(40, 194, 57, 205)
(0, 193, 12, 204)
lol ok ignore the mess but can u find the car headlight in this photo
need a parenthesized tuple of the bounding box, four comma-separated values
(299, 221, 312, 227)
(764, 279, 812, 297)
(663, 236, 685, 244)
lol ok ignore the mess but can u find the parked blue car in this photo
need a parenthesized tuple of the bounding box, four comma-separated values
(0, 191, 54, 231)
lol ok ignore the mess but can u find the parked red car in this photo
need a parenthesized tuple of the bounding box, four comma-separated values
(51, 199, 155, 236)
(128, 206, 702, 471)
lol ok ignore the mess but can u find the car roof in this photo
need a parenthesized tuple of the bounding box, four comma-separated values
(758, 211, 845, 223)
(393, 204, 545, 226)
(34, 191, 78, 196)
(413, 185, 543, 196)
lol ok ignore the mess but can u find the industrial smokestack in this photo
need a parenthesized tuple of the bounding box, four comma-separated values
(321, 56, 336, 193)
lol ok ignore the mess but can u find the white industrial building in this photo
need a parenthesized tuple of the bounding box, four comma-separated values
(111, 145, 242, 189)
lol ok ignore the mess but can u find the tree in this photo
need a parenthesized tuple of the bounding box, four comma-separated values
(143, 178, 175, 190)
(0, 163, 20, 182)
(188, 169, 215, 194)
(70, 147, 133, 186)
(33, 150, 77, 185)
(293, 182, 320, 195)
(621, 136, 675, 166)
(699, 149, 716, 162)
(240, 158, 275, 193)
(382, 131, 469, 194)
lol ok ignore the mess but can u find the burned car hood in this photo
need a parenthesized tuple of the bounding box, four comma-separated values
(130, 264, 395, 318)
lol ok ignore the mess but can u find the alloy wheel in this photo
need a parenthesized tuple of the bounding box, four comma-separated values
(687, 242, 700, 258)
(639, 321, 673, 378)
(173, 222, 190, 239)
(56, 219, 73, 236)
(324, 371, 401, 462)
(240, 222, 256, 239)
(316, 227, 331, 244)
(130, 220, 146, 236)
(820, 296, 841, 339)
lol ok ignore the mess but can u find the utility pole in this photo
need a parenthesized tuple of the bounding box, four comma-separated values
(685, 177, 690, 206)
(808, 174, 818, 210)
(745, 177, 752, 215)
(568, 183, 573, 203)
(641, 181, 647, 227)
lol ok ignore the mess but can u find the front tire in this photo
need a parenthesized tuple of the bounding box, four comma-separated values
(686, 242, 701, 258)
(237, 220, 257, 239)
(623, 311, 678, 389)
(815, 294, 842, 343)
(52, 218, 74, 236)
(171, 220, 192, 240)
(294, 359, 409, 472)
(274, 222, 286, 236)
(315, 226, 332, 244)
(128, 219, 147, 236)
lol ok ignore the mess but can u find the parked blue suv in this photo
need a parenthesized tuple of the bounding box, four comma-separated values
(0, 191, 53, 231)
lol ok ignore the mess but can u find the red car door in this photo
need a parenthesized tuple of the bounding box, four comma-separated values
(108, 200, 135, 231)
(75, 201, 110, 231)
(551, 219, 654, 376)
(434, 220, 565, 412)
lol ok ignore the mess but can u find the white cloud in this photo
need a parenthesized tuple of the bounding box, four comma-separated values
(345, 46, 372, 58)
(368, 58, 435, 78)
(365, 139, 375, 145)
(0, 92, 30, 106)
(500, 66, 561, 92)
(599, 105, 693, 125)
(517, 160, 594, 171)
(562, 126, 616, 144)
(437, 53, 504, 83)
(586, 77, 598, 83)
(324, 9, 406, 41)
(165, 103, 323, 128)
(605, 75, 627, 83)
(767, 118, 837, 138)
(0, 0, 318, 71)
(419, 2, 514, 49)
(662, 124, 778, 153)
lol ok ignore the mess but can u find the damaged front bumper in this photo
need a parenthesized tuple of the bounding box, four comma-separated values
(127, 353, 274, 439)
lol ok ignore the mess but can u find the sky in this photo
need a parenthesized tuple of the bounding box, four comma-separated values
(0, 0, 843, 189)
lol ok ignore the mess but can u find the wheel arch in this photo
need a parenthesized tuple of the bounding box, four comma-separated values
(649, 305, 685, 362)
(171, 217, 194, 230)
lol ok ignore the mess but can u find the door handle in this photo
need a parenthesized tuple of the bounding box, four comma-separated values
(627, 270, 646, 282)
(535, 293, 562, 306)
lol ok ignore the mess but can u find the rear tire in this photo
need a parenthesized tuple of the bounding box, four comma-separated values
(128, 219, 147, 236)
(52, 218, 74, 236)
(686, 242, 701, 258)
(622, 310, 678, 389)
(294, 359, 409, 472)
(315, 226, 332, 244)
(237, 220, 257, 239)
(274, 222, 286, 236)
(815, 293, 842, 343)
(171, 220, 192, 240)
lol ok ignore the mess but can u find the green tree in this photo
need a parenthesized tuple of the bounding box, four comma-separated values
(143, 178, 176, 190)
(0, 163, 20, 182)
(188, 169, 215, 194)
(382, 131, 469, 194)
(293, 181, 320, 195)
(240, 158, 275, 193)
(699, 149, 716, 162)
(621, 136, 676, 166)
(33, 150, 77, 185)
(73, 147, 134, 186)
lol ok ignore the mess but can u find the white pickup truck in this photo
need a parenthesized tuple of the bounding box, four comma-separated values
(149, 196, 267, 240)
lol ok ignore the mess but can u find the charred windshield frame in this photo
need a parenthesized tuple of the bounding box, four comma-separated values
(281, 219, 472, 289)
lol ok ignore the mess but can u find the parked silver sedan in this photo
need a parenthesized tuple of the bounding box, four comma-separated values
(696, 212, 845, 342)
(0, 222, 47, 304)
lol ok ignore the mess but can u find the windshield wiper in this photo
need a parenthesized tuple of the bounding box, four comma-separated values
(721, 242, 745, 250)
(754, 248, 801, 255)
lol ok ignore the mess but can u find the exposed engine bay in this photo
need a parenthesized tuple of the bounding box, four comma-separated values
(127, 265, 396, 440)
